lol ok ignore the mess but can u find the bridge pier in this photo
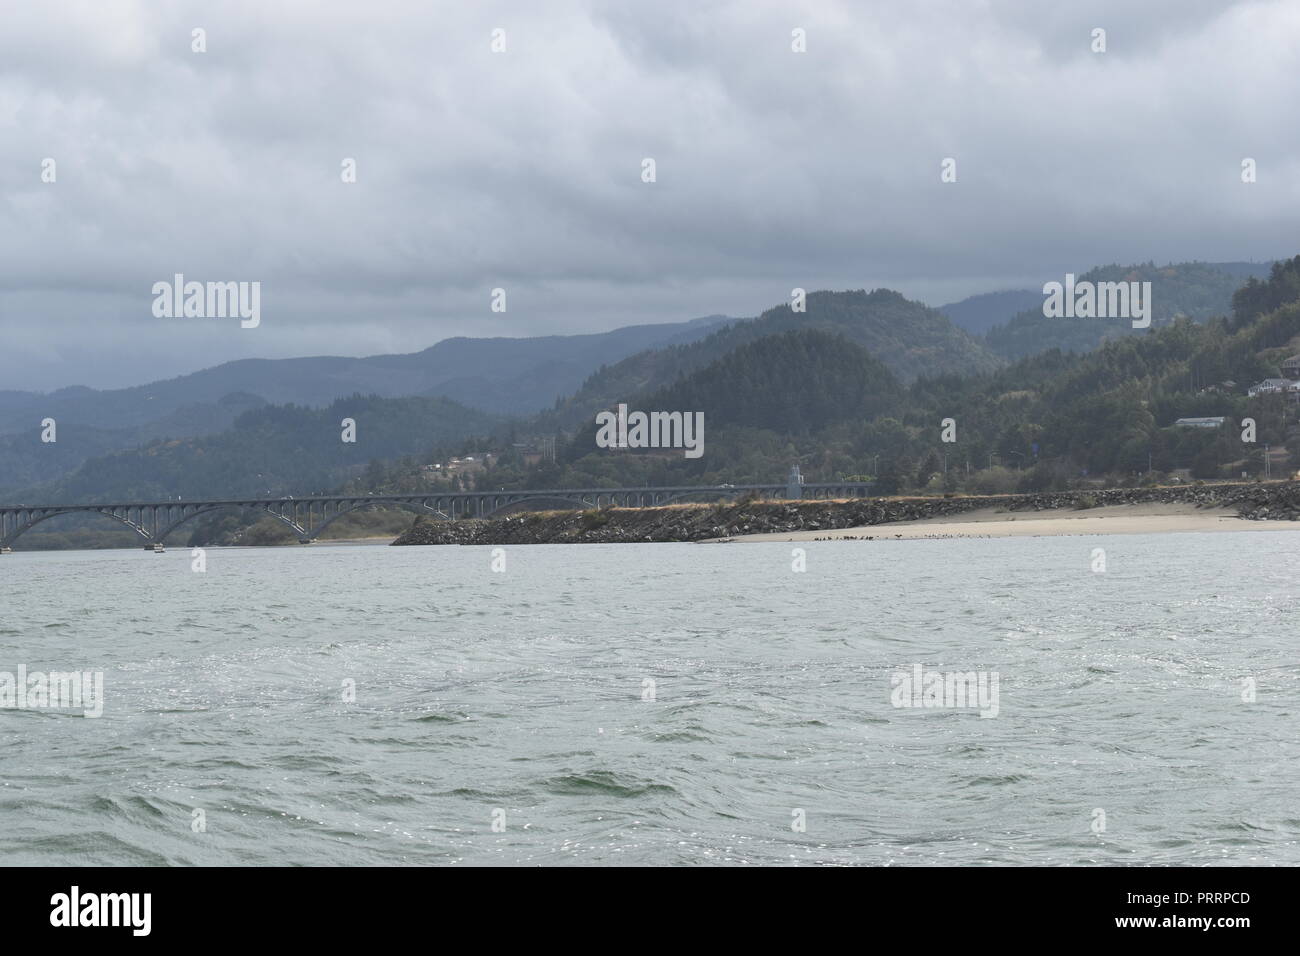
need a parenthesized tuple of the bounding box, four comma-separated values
(787, 464, 805, 500)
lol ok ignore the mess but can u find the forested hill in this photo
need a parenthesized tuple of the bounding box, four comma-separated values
(641, 329, 901, 435)
(871, 254, 1300, 488)
(17, 395, 499, 503)
(983, 260, 1271, 360)
(557, 329, 901, 483)
(476, 256, 1300, 493)
(544, 288, 1001, 427)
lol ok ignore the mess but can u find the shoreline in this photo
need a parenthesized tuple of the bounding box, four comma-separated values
(710, 502, 1299, 542)
(390, 481, 1300, 546)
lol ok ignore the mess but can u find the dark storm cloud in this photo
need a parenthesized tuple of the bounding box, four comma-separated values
(1, 0, 1297, 390)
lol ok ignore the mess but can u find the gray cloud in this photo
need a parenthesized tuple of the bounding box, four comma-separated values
(2, 0, 1297, 390)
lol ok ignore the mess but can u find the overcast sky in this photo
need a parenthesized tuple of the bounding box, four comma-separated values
(2, 0, 1298, 391)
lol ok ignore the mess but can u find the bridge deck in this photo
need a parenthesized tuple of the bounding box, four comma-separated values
(0, 482, 873, 549)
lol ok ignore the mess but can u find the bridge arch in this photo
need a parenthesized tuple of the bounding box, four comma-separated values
(303, 499, 449, 540)
(0, 508, 152, 549)
(154, 504, 309, 544)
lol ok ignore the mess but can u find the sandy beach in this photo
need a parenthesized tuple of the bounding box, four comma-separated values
(716, 501, 1300, 542)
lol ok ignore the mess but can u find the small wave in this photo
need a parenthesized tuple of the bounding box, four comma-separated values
(20, 829, 173, 865)
(543, 770, 677, 798)
(961, 774, 1028, 787)
(87, 794, 170, 819)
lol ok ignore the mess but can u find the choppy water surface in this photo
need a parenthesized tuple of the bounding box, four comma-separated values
(2, 532, 1298, 866)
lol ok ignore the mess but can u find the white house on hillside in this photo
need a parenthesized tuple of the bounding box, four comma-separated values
(1247, 378, 1300, 399)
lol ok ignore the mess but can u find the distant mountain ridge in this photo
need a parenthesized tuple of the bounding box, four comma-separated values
(0, 315, 734, 494)
(0, 314, 734, 436)
(938, 289, 1044, 335)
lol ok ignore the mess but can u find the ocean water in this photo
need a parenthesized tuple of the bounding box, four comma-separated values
(2, 532, 1298, 866)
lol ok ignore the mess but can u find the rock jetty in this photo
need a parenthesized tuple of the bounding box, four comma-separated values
(389, 481, 1300, 546)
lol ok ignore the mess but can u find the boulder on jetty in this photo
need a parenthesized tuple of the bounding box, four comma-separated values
(389, 481, 1300, 546)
